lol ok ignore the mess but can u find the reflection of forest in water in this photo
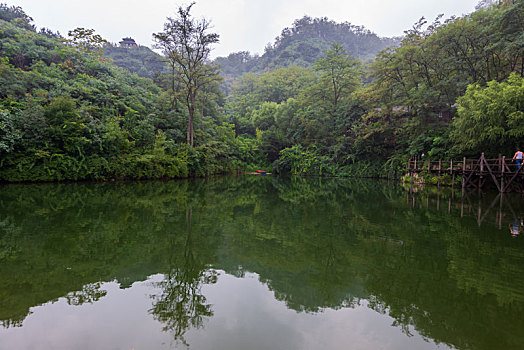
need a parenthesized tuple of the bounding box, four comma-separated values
(1, 177, 524, 349)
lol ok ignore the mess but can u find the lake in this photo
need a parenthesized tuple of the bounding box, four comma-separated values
(1, 176, 523, 350)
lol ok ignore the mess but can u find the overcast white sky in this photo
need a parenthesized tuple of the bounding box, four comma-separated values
(9, 0, 480, 58)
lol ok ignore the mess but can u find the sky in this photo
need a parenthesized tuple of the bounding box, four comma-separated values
(9, 0, 480, 58)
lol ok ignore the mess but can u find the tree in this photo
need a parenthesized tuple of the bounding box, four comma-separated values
(66, 27, 107, 58)
(312, 43, 361, 120)
(0, 4, 34, 31)
(0, 110, 21, 156)
(153, 2, 220, 147)
(450, 73, 524, 157)
(300, 42, 362, 150)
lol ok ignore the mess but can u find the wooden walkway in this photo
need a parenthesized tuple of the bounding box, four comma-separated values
(407, 153, 524, 192)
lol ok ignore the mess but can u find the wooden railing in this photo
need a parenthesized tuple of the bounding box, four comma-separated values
(407, 153, 524, 192)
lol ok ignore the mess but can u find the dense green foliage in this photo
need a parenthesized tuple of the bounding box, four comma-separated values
(451, 73, 524, 156)
(362, 2, 524, 162)
(0, 2, 522, 182)
(104, 45, 168, 79)
(0, 5, 264, 182)
(224, 1, 523, 177)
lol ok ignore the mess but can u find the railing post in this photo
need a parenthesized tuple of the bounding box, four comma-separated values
(462, 157, 466, 190)
(451, 159, 455, 187)
(501, 156, 505, 192)
(479, 153, 485, 189)
(438, 160, 442, 186)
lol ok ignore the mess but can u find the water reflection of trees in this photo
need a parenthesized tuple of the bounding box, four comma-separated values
(66, 282, 107, 306)
(1, 177, 524, 349)
(149, 208, 217, 346)
(222, 178, 524, 349)
(150, 269, 215, 345)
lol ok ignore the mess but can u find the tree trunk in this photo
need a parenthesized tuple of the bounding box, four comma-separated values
(200, 103, 204, 129)
(189, 93, 196, 147)
(187, 114, 191, 145)
(190, 119, 194, 147)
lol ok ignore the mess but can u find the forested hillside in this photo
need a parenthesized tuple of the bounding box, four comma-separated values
(224, 1, 523, 177)
(104, 44, 168, 79)
(0, 1, 522, 183)
(215, 16, 400, 88)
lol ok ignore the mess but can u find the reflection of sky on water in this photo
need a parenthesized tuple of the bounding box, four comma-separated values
(2, 275, 170, 350)
(1, 272, 447, 350)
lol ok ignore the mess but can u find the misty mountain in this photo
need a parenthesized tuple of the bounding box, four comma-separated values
(102, 16, 400, 88)
(215, 16, 402, 80)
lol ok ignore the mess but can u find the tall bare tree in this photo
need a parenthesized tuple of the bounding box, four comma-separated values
(153, 2, 220, 146)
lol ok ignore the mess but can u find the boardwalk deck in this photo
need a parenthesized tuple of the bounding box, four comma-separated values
(407, 153, 524, 192)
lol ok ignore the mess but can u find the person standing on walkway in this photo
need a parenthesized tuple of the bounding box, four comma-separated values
(513, 148, 524, 171)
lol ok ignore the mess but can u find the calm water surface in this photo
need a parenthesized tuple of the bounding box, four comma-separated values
(1, 177, 523, 350)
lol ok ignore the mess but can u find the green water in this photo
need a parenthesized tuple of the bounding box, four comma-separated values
(1, 176, 523, 350)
